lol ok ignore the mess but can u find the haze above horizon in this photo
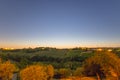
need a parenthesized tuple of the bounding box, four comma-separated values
(0, 0, 120, 48)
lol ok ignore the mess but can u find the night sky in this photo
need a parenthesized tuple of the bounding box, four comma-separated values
(0, 0, 120, 48)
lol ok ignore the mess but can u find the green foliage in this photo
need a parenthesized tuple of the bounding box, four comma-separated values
(0, 47, 94, 70)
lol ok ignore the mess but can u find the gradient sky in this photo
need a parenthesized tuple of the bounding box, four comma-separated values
(0, 0, 120, 48)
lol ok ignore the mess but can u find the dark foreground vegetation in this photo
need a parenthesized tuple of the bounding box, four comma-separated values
(0, 47, 120, 80)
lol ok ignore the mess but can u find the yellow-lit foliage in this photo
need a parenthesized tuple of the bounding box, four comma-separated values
(74, 67, 83, 77)
(59, 68, 71, 78)
(46, 65, 54, 80)
(60, 77, 96, 80)
(84, 52, 120, 80)
(0, 61, 16, 80)
(20, 64, 55, 80)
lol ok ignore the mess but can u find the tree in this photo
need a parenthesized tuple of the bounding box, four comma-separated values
(20, 64, 54, 80)
(0, 61, 16, 80)
(83, 52, 120, 80)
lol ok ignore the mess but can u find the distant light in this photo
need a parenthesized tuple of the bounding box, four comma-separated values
(97, 48, 103, 51)
(108, 49, 112, 52)
(4, 48, 7, 50)
(3, 48, 14, 50)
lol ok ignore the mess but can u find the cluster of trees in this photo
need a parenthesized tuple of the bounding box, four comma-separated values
(0, 58, 54, 80)
(0, 47, 120, 80)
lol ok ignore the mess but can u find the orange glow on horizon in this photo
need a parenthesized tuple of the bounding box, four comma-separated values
(0, 44, 120, 49)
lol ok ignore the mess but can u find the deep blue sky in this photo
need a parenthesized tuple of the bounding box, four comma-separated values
(0, 0, 120, 48)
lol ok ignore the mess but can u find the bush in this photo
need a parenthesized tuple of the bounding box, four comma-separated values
(58, 68, 71, 78)
(74, 67, 84, 77)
